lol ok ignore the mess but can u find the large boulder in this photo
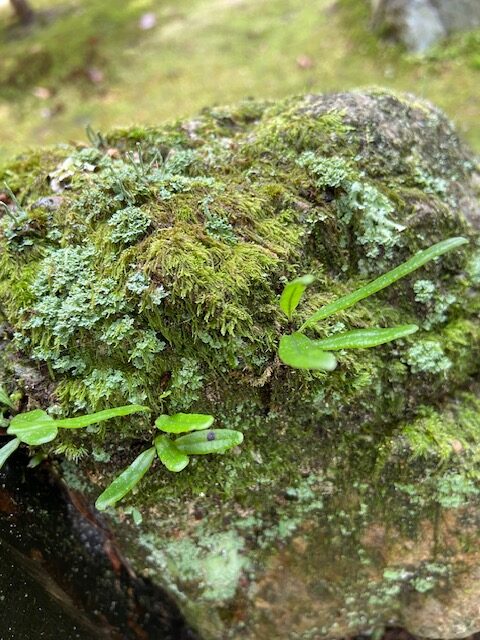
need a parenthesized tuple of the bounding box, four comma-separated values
(371, 0, 480, 52)
(1, 90, 480, 638)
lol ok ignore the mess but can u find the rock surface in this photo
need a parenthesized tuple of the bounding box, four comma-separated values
(371, 0, 480, 52)
(1, 90, 480, 638)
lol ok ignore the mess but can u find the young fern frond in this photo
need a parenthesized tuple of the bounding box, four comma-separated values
(279, 275, 314, 320)
(95, 447, 156, 511)
(306, 325, 418, 350)
(95, 413, 245, 510)
(299, 237, 467, 331)
(278, 333, 338, 370)
(278, 237, 468, 369)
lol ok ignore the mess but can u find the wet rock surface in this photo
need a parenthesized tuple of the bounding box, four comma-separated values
(0, 450, 197, 640)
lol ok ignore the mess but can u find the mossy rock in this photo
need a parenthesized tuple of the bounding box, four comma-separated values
(1, 89, 480, 638)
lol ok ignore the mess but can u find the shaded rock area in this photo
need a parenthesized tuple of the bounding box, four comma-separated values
(1, 89, 480, 638)
(371, 0, 480, 52)
(0, 449, 197, 640)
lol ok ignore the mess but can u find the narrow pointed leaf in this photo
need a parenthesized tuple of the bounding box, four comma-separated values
(7, 410, 58, 445)
(95, 447, 156, 511)
(174, 429, 244, 455)
(279, 274, 314, 320)
(302, 237, 468, 329)
(0, 386, 14, 409)
(154, 435, 189, 472)
(311, 324, 418, 350)
(0, 438, 20, 469)
(278, 333, 337, 370)
(155, 413, 214, 434)
(54, 405, 150, 429)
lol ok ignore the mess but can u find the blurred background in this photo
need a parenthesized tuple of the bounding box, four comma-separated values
(0, 0, 478, 156)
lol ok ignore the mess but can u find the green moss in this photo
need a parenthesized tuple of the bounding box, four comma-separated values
(0, 94, 478, 476)
(0, 0, 149, 97)
(401, 393, 480, 462)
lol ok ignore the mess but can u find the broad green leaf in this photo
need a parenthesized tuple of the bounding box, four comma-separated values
(7, 410, 58, 445)
(155, 413, 214, 434)
(301, 237, 468, 329)
(95, 447, 156, 511)
(278, 333, 337, 370)
(279, 275, 314, 320)
(0, 438, 20, 469)
(174, 429, 244, 455)
(154, 435, 189, 472)
(54, 404, 150, 429)
(310, 324, 418, 350)
(0, 386, 14, 409)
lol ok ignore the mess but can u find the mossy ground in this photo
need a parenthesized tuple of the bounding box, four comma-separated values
(0, 0, 479, 158)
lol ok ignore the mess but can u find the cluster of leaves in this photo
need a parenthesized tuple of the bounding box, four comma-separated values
(0, 389, 243, 511)
(0, 397, 148, 469)
(95, 413, 243, 511)
(277, 237, 468, 370)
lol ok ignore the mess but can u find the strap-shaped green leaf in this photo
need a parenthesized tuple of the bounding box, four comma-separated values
(154, 435, 189, 472)
(174, 429, 244, 455)
(310, 324, 418, 350)
(155, 413, 214, 434)
(301, 237, 467, 330)
(278, 333, 337, 370)
(279, 275, 314, 320)
(0, 385, 14, 409)
(0, 438, 20, 469)
(53, 404, 150, 429)
(95, 447, 156, 511)
(7, 410, 58, 445)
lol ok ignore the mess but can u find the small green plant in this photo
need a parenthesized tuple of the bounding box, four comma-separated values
(95, 413, 243, 511)
(278, 237, 468, 370)
(0, 387, 243, 512)
(0, 392, 149, 469)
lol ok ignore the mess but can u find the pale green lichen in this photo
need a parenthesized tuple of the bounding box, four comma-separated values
(466, 249, 480, 285)
(407, 153, 448, 198)
(296, 150, 406, 273)
(338, 181, 405, 273)
(141, 530, 249, 602)
(435, 473, 480, 508)
(413, 279, 456, 329)
(296, 153, 351, 188)
(108, 206, 151, 245)
(413, 279, 435, 303)
(168, 358, 204, 412)
(404, 340, 452, 374)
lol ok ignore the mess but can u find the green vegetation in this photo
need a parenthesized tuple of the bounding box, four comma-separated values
(1, 377, 243, 508)
(278, 237, 467, 369)
(0, 73, 478, 633)
(0, 395, 148, 465)
(0, 1, 479, 633)
(96, 412, 243, 510)
(0, 91, 478, 482)
(1, 0, 480, 157)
